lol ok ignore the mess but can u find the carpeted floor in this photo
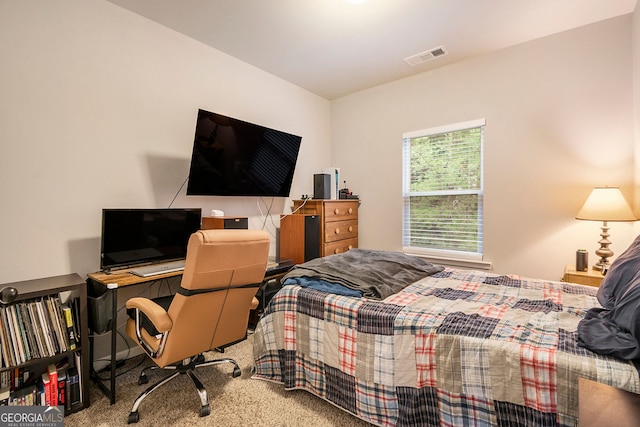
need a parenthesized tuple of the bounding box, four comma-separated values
(64, 333, 372, 426)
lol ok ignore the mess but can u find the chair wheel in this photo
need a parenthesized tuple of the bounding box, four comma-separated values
(138, 373, 148, 385)
(232, 367, 241, 378)
(200, 404, 211, 417)
(195, 354, 205, 364)
(127, 412, 139, 424)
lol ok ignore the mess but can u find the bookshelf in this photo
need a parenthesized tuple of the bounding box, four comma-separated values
(0, 273, 89, 413)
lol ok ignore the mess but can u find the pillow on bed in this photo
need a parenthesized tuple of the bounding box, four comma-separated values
(578, 234, 640, 359)
(578, 281, 640, 360)
(596, 234, 640, 310)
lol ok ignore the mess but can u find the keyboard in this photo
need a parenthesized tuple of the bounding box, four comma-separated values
(130, 260, 185, 277)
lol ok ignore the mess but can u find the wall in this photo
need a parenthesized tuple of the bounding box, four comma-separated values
(1, 2, 637, 287)
(634, 4, 640, 213)
(331, 16, 635, 281)
(0, 0, 331, 284)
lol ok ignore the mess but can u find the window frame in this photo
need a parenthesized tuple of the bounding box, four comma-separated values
(402, 118, 489, 268)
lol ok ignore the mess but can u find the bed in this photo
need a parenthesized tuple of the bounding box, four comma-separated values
(252, 248, 640, 427)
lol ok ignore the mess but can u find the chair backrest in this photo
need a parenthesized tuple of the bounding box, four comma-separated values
(157, 229, 269, 366)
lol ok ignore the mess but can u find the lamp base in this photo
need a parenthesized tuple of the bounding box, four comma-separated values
(592, 221, 613, 271)
(592, 261, 610, 272)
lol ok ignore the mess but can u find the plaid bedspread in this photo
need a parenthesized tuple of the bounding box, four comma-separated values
(252, 268, 640, 426)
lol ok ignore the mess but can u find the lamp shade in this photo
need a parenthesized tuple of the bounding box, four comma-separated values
(575, 187, 637, 222)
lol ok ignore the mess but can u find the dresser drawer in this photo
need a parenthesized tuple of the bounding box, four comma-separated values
(323, 201, 358, 222)
(324, 219, 358, 243)
(324, 238, 358, 256)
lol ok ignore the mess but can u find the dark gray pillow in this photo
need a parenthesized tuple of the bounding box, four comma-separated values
(578, 234, 640, 359)
(596, 234, 640, 310)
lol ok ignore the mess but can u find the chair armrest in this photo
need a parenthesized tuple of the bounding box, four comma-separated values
(126, 297, 173, 358)
(126, 297, 173, 333)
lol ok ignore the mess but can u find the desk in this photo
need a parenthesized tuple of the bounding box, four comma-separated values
(87, 258, 293, 404)
(86, 269, 183, 404)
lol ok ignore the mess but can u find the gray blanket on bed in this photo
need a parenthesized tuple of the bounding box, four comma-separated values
(282, 248, 444, 300)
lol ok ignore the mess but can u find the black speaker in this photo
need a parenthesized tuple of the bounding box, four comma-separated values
(201, 216, 248, 230)
(313, 173, 331, 199)
(279, 214, 320, 264)
(303, 215, 320, 261)
(219, 217, 248, 229)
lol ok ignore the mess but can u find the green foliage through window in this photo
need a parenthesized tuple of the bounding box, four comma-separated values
(402, 120, 484, 255)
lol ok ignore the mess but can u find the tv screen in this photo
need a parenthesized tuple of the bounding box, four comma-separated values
(100, 208, 202, 271)
(186, 109, 303, 197)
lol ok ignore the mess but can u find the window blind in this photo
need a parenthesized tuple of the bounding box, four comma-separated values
(402, 119, 484, 256)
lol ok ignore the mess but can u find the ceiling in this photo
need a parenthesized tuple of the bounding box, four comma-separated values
(107, 0, 637, 100)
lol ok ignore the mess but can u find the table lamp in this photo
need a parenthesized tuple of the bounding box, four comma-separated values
(575, 186, 637, 271)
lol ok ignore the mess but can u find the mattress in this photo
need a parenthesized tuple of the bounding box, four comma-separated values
(252, 267, 640, 426)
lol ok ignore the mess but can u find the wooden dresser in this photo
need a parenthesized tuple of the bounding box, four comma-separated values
(292, 199, 359, 257)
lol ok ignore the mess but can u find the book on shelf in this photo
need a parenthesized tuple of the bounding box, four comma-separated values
(2, 295, 80, 365)
(2, 358, 78, 408)
(71, 297, 81, 342)
(40, 371, 51, 406)
(20, 304, 39, 360)
(14, 305, 30, 362)
(46, 364, 58, 407)
(0, 307, 15, 367)
(73, 351, 82, 405)
(27, 302, 47, 359)
(8, 384, 37, 406)
(56, 367, 66, 409)
(36, 378, 46, 406)
(5, 306, 20, 364)
(66, 366, 80, 408)
(0, 370, 10, 405)
(62, 305, 76, 351)
(53, 296, 70, 352)
(45, 296, 67, 354)
(35, 298, 56, 356)
(39, 298, 58, 355)
(23, 305, 37, 360)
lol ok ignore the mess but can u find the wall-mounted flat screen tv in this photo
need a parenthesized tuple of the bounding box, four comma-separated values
(186, 109, 303, 197)
(100, 208, 202, 272)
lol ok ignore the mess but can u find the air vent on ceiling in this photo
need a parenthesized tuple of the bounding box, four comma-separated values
(404, 46, 448, 67)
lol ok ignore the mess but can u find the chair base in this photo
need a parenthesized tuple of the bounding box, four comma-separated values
(127, 354, 242, 424)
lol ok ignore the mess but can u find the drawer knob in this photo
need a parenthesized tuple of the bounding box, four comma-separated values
(348, 226, 353, 232)
(347, 245, 353, 250)
(334, 248, 341, 254)
(348, 208, 353, 214)
(334, 208, 340, 215)
(334, 228, 340, 234)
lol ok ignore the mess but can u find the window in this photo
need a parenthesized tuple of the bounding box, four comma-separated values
(402, 119, 485, 261)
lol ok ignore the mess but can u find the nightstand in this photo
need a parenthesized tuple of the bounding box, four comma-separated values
(563, 265, 605, 287)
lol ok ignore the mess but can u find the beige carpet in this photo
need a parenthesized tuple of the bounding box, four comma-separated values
(64, 333, 372, 426)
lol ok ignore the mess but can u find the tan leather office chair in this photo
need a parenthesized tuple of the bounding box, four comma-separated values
(124, 229, 270, 424)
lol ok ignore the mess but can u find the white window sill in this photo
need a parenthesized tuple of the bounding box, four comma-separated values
(402, 248, 492, 271)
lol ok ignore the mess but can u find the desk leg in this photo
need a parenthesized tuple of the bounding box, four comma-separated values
(88, 281, 118, 404)
(108, 286, 117, 404)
